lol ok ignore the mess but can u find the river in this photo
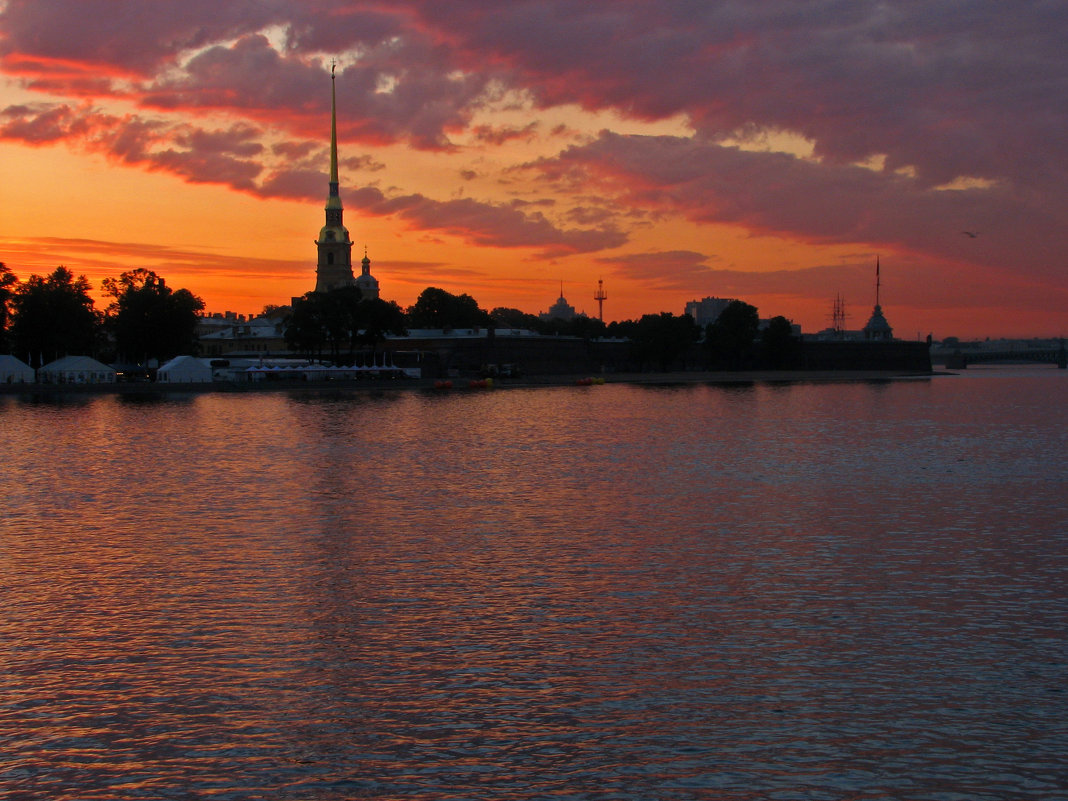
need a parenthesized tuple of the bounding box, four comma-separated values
(1, 367, 1065, 799)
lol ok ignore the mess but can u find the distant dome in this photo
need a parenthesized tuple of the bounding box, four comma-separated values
(863, 305, 893, 340)
(356, 252, 380, 300)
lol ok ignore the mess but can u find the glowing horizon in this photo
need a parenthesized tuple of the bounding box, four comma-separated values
(2, 2, 1066, 339)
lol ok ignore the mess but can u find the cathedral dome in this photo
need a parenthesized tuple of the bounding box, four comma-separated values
(355, 252, 380, 300)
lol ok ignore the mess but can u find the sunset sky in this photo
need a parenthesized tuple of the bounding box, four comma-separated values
(1, 1, 1065, 339)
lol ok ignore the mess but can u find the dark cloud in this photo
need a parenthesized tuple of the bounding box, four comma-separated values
(410, 0, 1068, 187)
(346, 187, 627, 255)
(5, 1, 1067, 184)
(140, 32, 491, 149)
(0, 0, 286, 73)
(472, 122, 538, 146)
(0, 102, 84, 142)
(533, 130, 1066, 283)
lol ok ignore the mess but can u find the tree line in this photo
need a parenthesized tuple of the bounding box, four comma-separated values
(0, 263, 203, 368)
(487, 295, 798, 371)
(1, 264, 798, 371)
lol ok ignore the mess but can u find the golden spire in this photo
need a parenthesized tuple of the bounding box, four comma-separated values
(329, 60, 339, 197)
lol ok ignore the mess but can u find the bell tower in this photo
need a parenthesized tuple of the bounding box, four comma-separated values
(314, 63, 356, 292)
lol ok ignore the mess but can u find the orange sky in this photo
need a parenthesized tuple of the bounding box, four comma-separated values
(2, 2, 1066, 339)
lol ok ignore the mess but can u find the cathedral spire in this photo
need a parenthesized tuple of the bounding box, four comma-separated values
(329, 60, 339, 202)
(314, 62, 355, 293)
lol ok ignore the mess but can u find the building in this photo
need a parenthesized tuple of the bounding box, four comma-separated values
(355, 248, 380, 301)
(862, 258, 894, 341)
(684, 296, 733, 328)
(863, 305, 893, 341)
(540, 284, 576, 321)
(313, 66, 377, 297)
(198, 68, 384, 359)
(199, 315, 288, 357)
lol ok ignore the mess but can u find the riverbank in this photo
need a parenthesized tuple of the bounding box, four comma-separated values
(0, 368, 940, 398)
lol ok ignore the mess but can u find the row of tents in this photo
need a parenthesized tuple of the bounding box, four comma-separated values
(1, 354, 419, 385)
(1, 354, 116, 385)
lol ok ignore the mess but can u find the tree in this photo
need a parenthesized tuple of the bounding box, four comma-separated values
(490, 306, 542, 330)
(567, 314, 608, 340)
(407, 287, 492, 329)
(354, 298, 407, 354)
(706, 300, 759, 370)
(606, 318, 639, 340)
(285, 287, 361, 361)
(759, 315, 800, 369)
(10, 266, 100, 367)
(631, 312, 700, 371)
(318, 285, 364, 360)
(285, 292, 329, 360)
(102, 268, 204, 364)
(0, 262, 17, 353)
(284, 287, 407, 362)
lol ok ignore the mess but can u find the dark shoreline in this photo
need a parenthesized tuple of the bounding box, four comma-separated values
(1, 369, 941, 398)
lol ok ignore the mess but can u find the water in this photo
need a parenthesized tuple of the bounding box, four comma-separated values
(2, 368, 1066, 800)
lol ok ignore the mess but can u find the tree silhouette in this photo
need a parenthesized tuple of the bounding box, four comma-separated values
(0, 262, 17, 353)
(706, 300, 759, 369)
(285, 288, 406, 363)
(285, 288, 361, 361)
(490, 306, 542, 330)
(632, 312, 700, 371)
(759, 315, 800, 369)
(102, 268, 204, 364)
(407, 287, 491, 329)
(355, 298, 407, 355)
(10, 267, 99, 367)
(285, 292, 330, 360)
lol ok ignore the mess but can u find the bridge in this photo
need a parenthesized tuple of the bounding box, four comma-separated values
(943, 343, 1067, 369)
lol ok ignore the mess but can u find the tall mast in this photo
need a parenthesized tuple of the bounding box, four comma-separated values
(594, 278, 607, 321)
(875, 255, 881, 307)
(831, 293, 847, 335)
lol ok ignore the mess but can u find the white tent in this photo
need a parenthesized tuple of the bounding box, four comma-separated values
(38, 355, 116, 384)
(0, 354, 35, 384)
(157, 355, 212, 383)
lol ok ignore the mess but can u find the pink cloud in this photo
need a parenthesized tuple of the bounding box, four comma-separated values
(0, 0, 282, 74)
(532, 131, 1066, 285)
(347, 187, 627, 255)
(472, 122, 539, 146)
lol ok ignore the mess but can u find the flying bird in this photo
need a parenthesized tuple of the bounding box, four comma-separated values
(962, 230, 979, 238)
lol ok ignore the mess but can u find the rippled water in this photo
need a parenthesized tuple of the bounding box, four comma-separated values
(2, 368, 1066, 799)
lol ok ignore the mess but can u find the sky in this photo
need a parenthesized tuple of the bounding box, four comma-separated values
(1, 1, 1066, 339)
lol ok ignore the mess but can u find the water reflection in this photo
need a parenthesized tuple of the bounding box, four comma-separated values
(1, 373, 1066, 799)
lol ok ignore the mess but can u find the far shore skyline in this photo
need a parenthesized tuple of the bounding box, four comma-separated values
(2, 3, 1066, 340)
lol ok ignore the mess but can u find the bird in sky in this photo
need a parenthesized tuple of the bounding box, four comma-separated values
(962, 230, 980, 238)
